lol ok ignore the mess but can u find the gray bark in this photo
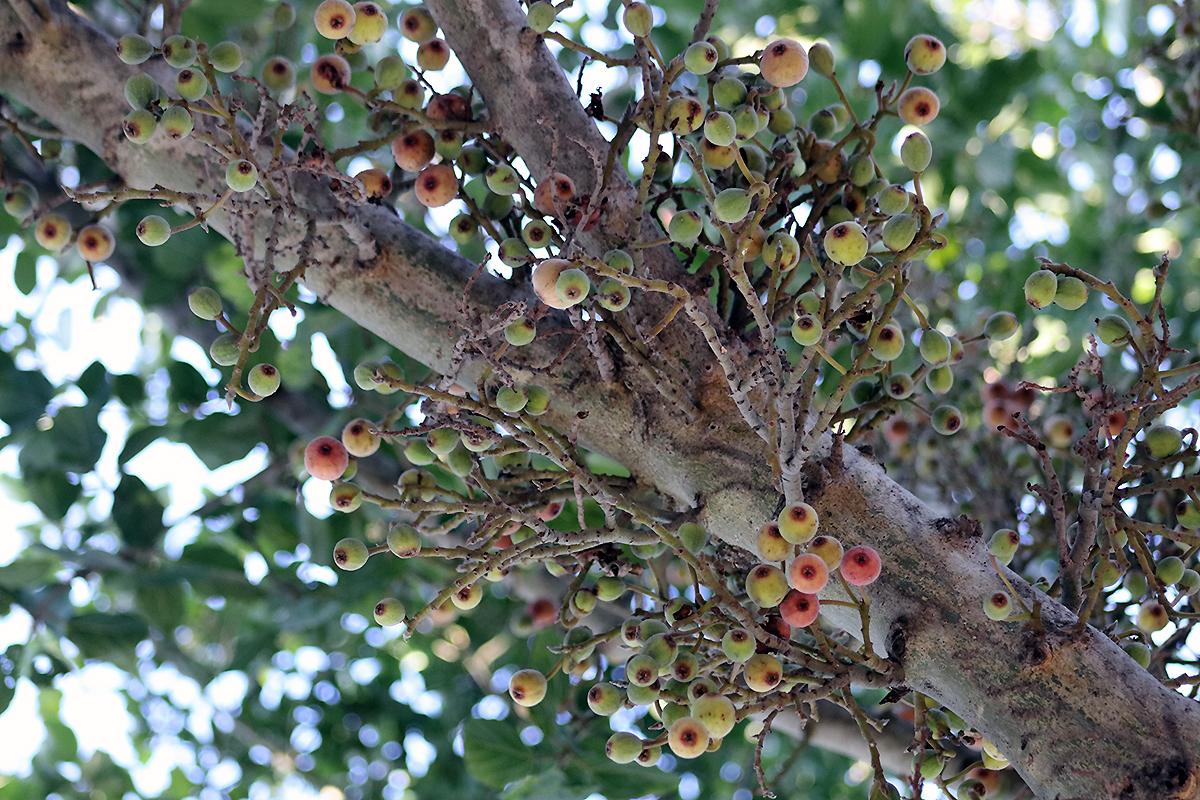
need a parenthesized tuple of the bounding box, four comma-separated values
(1, 1, 1198, 797)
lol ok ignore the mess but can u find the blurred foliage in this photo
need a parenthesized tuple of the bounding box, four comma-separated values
(1, 0, 1199, 798)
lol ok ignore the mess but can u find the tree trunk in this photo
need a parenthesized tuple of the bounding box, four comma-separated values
(2, 1, 1198, 797)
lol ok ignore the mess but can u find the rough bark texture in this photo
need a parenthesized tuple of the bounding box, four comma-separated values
(2, 1, 1199, 797)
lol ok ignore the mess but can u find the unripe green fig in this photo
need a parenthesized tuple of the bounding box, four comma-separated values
(210, 41, 244, 73)
(678, 522, 707, 552)
(498, 238, 531, 269)
(919, 329, 951, 366)
(767, 108, 796, 135)
(188, 287, 223, 320)
(1023, 269, 1058, 309)
(877, 184, 911, 215)
(846, 152, 875, 187)
(989, 528, 1020, 565)
(404, 438, 436, 465)
(703, 111, 737, 147)
(712, 188, 751, 224)
(594, 576, 625, 602)
(791, 314, 823, 346)
(684, 41, 719, 74)
(136, 215, 171, 246)
(504, 316, 536, 346)
(900, 131, 932, 172)
(116, 34, 154, 65)
(3, 182, 37, 219)
(808, 41, 835, 77)
(522, 218, 553, 250)
(823, 221, 868, 265)
(161, 35, 197, 68)
(226, 160, 259, 192)
(123, 109, 157, 144)
(763, 231, 799, 270)
(1124, 570, 1149, 598)
(983, 311, 1019, 340)
(884, 373, 914, 399)
(669, 209, 704, 244)
(808, 108, 837, 139)
(374, 597, 405, 626)
(1178, 569, 1200, 595)
(881, 212, 920, 251)
(587, 682, 623, 716)
(1156, 555, 1186, 585)
(174, 69, 208, 102)
(746, 563, 789, 607)
(596, 279, 631, 311)
(124, 74, 159, 110)
(525, 0, 556, 31)
(449, 214, 478, 245)
(245, 364, 280, 397)
(931, 404, 963, 435)
(1177, 500, 1200, 529)
(732, 106, 760, 139)
(524, 385, 551, 415)
(554, 268, 590, 307)
(1054, 275, 1088, 309)
(1096, 314, 1132, 346)
(1124, 641, 1152, 668)
(721, 627, 755, 662)
(604, 249, 634, 273)
(261, 56, 296, 92)
(1145, 425, 1183, 459)
(485, 163, 519, 195)
(926, 364, 953, 395)
(159, 104, 194, 140)
(330, 482, 363, 512)
(606, 732, 643, 764)
(872, 322, 905, 362)
(333, 537, 369, 570)
(209, 333, 241, 366)
(984, 591, 1012, 621)
(426, 427, 460, 455)
(495, 385, 528, 414)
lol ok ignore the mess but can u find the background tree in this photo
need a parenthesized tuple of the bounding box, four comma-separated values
(1, 0, 1199, 799)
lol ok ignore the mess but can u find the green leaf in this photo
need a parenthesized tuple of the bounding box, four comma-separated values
(66, 612, 149, 667)
(166, 359, 212, 409)
(117, 425, 164, 466)
(179, 412, 259, 470)
(0, 348, 54, 434)
(462, 719, 536, 790)
(20, 469, 81, 520)
(13, 250, 37, 295)
(0, 554, 60, 590)
(111, 474, 166, 549)
(112, 373, 147, 408)
(76, 361, 111, 409)
(501, 769, 590, 800)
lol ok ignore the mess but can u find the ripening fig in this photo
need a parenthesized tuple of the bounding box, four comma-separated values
(160, 105, 194, 140)
(897, 86, 939, 126)
(451, 582, 483, 609)
(746, 564, 789, 608)
(808, 536, 843, 570)
(932, 404, 963, 435)
(700, 140, 737, 169)
(900, 131, 932, 172)
(778, 502, 819, 544)
(759, 39, 808, 87)
(524, 385, 551, 415)
(989, 529, 1020, 565)
(306, 436, 351, 480)
(333, 537, 369, 570)
(841, 545, 881, 585)
(555, 268, 590, 307)
(315, 0, 355, 38)
(712, 187, 751, 223)
(1023, 269, 1058, 309)
(521, 217, 553, 249)
(983, 310, 1019, 340)
(791, 314, 823, 346)
(764, 231, 800, 270)
(123, 109, 156, 144)
(788, 553, 829, 593)
(77, 224, 115, 262)
(687, 676, 720, 703)
(587, 683, 622, 716)
(226, 160, 259, 192)
(356, 168, 391, 199)
(1096, 314, 1132, 347)
(393, 130, 436, 172)
(884, 374, 914, 400)
(622, 2, 653, 37)
(533, 172, 575, 216)
(3, 182, 36, 219)
(669, 209, 704, 244)
(414, 164, 457, 207)
(416, 39, 451, 71)
(606, 732, 643, 764)
(720, 627, 755, 662)
(34, 214, 72, 252)
(625, 653, 659, 687)
(905, 35, 946, 74)
(743, 653, 782, 692)
(400, 5, 438, 41)
(873, 322, 905, 361)
(665, 96, 705, 134)
(116, 34, 154, 65)
(210, 41, 244, 73)
(1054, 275, 1088, 310)
(311, 54, 352, 94)
(136, 215, 171, 246)
(261, 56, 296, 92)
(1136, 602, 1169, 632)
(779, 589, 819, 627)
(690, 693, 736, 739)
(823, 221, 868, 266)
(174, 69, 208, 102)
(684, 41, 719, 74)
(188, 287, 223, 320)
(668, 717, 710, 759)
(341, 418, 380, 457)
(348, 1, 388, 44)
(374, 597, 405, 626)
(596, 279, 631, 312)
(161, 35, 197, 68)
(984, 591, 1012, 621)
(508, 669, 547, 707)
(394, 79, 424, 108)
(531, 258, 572, 308)
(671, 651, 699, 682)
(330, 482, 363, 512)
